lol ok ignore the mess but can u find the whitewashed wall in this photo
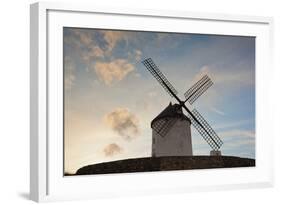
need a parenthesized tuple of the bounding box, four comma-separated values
(152, 118, 192, 157)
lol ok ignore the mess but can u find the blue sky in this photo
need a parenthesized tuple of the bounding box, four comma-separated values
(64, 27, 255, 174)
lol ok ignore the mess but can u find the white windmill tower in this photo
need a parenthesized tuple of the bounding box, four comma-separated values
(142, 58, 223, 157)
(151, 102, 193, 157)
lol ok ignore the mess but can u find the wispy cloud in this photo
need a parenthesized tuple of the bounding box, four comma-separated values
(190, 66, 210, 85)
(65, 29, 105, 65)
(213, 119, 254, 130)
(134, 50, 142, 61)
(65, 29, 139, 86)
(219, 129, 255, 139)
(186, 64, 255, 110)
(66, 29, 131, 65)
(194, 65, 254, 87)
(210, 107, 225, 116)
(128, 49, 142, 62)
(101, 30, 129, 52)
(82, 46, 105, 62)
(94, 59, 135, 85)
(103, 143, 123, 157)
(104, 108, 140, 140)
(73, 29, 93, 45)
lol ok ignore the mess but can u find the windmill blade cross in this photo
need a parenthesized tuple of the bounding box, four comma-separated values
(142, 57, 223, 151)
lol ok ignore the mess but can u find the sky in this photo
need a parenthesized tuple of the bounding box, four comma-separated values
(63, 27, 255, 174)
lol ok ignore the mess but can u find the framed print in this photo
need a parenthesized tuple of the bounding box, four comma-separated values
(30, 2, 274, 202)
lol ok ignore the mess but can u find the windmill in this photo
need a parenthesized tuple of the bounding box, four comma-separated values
(142, 58, 223, 156)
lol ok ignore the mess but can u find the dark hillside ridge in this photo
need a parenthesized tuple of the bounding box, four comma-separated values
(74, 156, 255, 175)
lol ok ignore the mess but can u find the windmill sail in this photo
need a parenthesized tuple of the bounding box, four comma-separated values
(184, 75, 213, 104)
(142, 58, 178, 98)
(152, 117, 178, 137)
(189, 109, 223, 150)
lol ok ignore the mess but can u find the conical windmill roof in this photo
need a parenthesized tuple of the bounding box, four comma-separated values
(151, 102, 191, 127)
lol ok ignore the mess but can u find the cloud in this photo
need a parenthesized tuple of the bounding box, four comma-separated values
(210, 107, 225, 116)
(193, 65, 254, 87)
(128, 49, 142, 62)
(65, 29, 139, 80)
(191, 66, 210, 85)
(73, 29, 93, 45)
(187, 64, 254, 107)
(101, 31, 128, 52)
(73, 30, 105, 61)
(103, 143, 123, 156)
(104, 108, 140, 140)
(219, 129, 255, 139)
(68, 29, 130, 57)
(135, 50, 142, 61)
(64, 56, 76, 90)
(213, 119, 253, 130)
(94, 59, 134, 85)
(82, 46, 105, 62)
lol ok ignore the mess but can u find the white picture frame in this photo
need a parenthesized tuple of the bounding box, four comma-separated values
(30, 2, 274, 202)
